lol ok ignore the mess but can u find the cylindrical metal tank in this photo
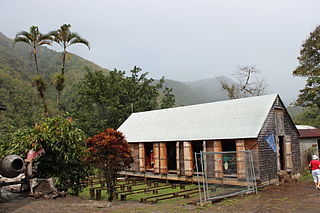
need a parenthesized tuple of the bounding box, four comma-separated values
(0, 154, 24, 178)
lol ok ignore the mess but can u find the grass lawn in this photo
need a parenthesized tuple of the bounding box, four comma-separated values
(79, 181, 200, 204)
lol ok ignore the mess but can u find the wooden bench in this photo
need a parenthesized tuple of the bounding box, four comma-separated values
(140, 188, 199, 203)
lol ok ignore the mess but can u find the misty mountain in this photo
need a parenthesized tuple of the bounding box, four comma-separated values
(0, 31, 302, 129)
(163, 77, 231, 106)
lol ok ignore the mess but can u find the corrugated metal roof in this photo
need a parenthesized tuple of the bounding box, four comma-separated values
(296, 125, 316, 130)
(118, 94, 278, 143)
(298, 129, 320, 138)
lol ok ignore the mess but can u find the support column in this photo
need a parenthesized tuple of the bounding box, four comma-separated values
(214, 141, 223, 178)
(285, 136, 293, 172)
(236, 140, 245, 179)
(176, 142, 180, 175)
(139, 143, 145, 172)
(184, 142, 194, 177)
(153, 143, 160, 173)
(132, 143, 139, 171)
(206, 141, 215, 178)
(159, 142, 168, 174)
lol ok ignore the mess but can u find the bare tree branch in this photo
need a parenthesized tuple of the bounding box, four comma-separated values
(220, 65, 268, 99)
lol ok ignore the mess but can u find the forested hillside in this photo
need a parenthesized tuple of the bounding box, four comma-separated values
(0, 32, 108, 131)
(1, 31, 312, 134)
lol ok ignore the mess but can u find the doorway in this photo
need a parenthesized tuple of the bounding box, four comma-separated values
(222, 140, 237, 175)
(166, 142, 177, 171)
(145, 143, 153, 170)
(192, 142, 203, 171)
(278, 136, 285, 170)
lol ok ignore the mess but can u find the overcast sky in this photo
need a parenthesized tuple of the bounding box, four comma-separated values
(1, 0, 320, 104)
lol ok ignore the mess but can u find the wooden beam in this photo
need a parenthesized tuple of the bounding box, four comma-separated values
(153, 143, 160, 173)
(206, 141, 215, 178)
(176, 142, 180, 175)
(236, 140, 245, 179)
(285, 136, 293, 172)
(214, 141, 223, 178)
(139, 143, 145, 172)
(159, 142, 168, 174)
(184, 142, 193, 177)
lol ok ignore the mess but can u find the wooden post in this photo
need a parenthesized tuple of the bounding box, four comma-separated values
(275, 109, 285, 135)
(130, 143, 139, 171)
(184, 142, 194, 177)
(179, 142, 185, 175)
(285, 136, 293, 172)
(160, 142, 168, 174)
(214, 141, 223, 178)
(276, 137, 281, 174)
(153, 143, 160, 173)
(139, 143, 145, 172)
(206, 141, 215, 178)
(176, 142, 180, 175)
(236, 140, 246, 179)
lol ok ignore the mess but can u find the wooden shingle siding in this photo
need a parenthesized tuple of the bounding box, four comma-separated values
(283, 108, 301, 173)
(258, 100, 279, 183)
(258, 96, 300, 183)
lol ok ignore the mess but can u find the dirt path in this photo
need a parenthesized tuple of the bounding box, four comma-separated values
(1, 179, 319, 213)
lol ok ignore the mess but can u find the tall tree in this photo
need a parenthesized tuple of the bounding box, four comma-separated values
(49, 24, 90, 110)
(86, 128, 133, 201)
(69, 67, 175, 136)
(220, 65, 268, 99)
(293, 25, 320, 108)
(13, 26, 52, 114)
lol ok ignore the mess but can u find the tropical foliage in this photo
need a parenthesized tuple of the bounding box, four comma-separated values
(49, 24, 90, 110)
(13, 26, 52, 114)
(0, 32, 104, 133)
(68, 66, 175, 136)
(293, 25, 320, 109)
(85, 128, 133, 201)
(0, 114, 88, 194)
(293, 107, 320, 128)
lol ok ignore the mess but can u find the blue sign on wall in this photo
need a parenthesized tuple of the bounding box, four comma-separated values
(264, 133, 276, 152)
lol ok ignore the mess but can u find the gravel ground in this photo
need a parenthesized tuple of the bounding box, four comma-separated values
(1, 179, 319, 213)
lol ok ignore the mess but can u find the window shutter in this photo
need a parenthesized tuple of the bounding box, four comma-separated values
(285, 136, 293, 172)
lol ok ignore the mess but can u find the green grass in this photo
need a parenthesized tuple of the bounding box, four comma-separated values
(79, 181, 199, 204)
(298, 171, 313, 182)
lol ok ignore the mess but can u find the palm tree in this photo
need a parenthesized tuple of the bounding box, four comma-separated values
(49, 24, 90, 110)
(13, 26, 52, 114)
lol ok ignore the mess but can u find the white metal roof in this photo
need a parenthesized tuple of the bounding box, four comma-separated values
(118, 94, 278, 143)
(296, 125, 316, 130)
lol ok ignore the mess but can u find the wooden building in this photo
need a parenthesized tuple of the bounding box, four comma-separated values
(118, 94, 301, 185)
(297, 125, 320, 170)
